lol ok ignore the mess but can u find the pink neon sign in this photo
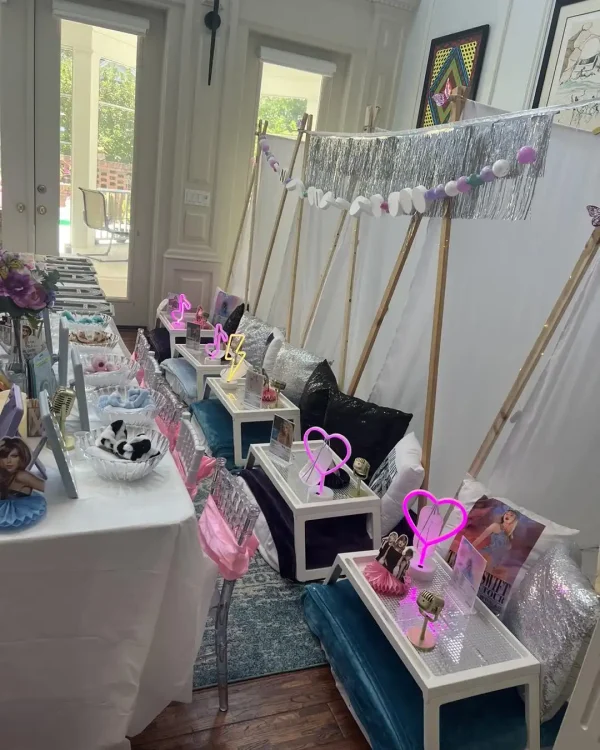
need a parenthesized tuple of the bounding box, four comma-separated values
(402, 489, 468, 567)
(171, 293, 191, 324)
(204, 323, 228, 360)
(303, 426, 352, 497)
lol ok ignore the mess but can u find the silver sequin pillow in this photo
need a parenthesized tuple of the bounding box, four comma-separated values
(504, 542, 600, 722)
(271, 343, 323, 405)
(236, 312, 280, 369)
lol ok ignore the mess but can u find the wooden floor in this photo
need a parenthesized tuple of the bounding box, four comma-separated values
(131, 667, 368, 750)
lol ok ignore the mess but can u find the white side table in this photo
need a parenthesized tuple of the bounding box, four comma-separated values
(246, 442, 382, 582)
(326, 550, 541, 750)
(174, 343, 223, 396)
(158, 311, 214, 358)
(203, 378, 301, 466)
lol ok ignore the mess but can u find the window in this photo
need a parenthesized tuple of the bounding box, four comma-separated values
(258, 62, 324, 137)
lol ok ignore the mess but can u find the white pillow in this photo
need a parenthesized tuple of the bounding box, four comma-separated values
(238, 477, 280, 572)
(262, 328, 285, 377)
(369, 432, 425, 536)
(452, 474, 580, 616)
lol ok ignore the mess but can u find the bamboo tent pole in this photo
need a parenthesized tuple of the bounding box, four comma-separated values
(225, 121, 267, 291)
(244, 120, 268, 305)
(287, 114, 313, 341)
(468, 225, 600, 480)
(254, 113, 309, 314)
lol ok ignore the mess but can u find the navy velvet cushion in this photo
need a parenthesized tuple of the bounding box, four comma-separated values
(303, 580, 564, 750)
(190, 399, 272, 469)
(146, 327, 173, 363)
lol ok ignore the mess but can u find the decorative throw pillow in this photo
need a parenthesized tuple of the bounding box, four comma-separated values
(160, 358, 197, 404)
(223, 303, 245, 336)
(210, 287, 243, 327)
(369, 432, 425, 536)
(271, 343, 323, 405)
(504, 542, 600, 722)
(323, 391, 412, 478)
(235, 312, 277, 368)
(299, 361, 338, 434)
(262, 328, 286, 377)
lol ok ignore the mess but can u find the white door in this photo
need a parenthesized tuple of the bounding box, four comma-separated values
(1, 0, 164, 325)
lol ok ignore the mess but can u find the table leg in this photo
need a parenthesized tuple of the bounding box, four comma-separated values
(233, 421, 243, 467)
(423, 698, 440, 750)
(169, 331, 176, 358)
(524, 678, 541, 750)
(325, 561, 342, 584)
(294, 516, 307, 582)
(293, 417, 302, 441)
(371, 510, 382, 548)
(246, 449, 256, 470)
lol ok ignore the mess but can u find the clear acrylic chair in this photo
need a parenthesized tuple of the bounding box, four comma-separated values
(174, 416, 205, 491)
(205, 458, 259, 712)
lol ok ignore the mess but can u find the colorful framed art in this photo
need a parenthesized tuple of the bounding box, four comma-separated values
(416, 24, 490, 128)
(534, 0, 600, 132)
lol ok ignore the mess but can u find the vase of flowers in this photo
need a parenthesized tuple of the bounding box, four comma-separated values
(0, 251, 59, 390)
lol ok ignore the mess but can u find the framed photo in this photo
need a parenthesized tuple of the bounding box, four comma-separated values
(269, 415, 294, 464)
(451, 536, 487, 612)
(417, 25, 489, 128)
(244, 368, 265, 409)
(186, 321, 203, 351)
(534, 0, 600, 131)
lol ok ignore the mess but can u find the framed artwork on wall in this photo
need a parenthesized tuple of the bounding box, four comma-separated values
(535, 0, 600, 131)
(416, 25, 490, 129)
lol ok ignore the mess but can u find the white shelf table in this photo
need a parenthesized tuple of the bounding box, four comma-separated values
(246, 442, 382, 582)
(158, 310, 214, 358)
(325, 550, 541, 750)
(203, 377, 301, 466)
(174, 343, 223, 395)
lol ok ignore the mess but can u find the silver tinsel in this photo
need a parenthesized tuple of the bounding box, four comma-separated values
(270, 343, 323, 405)
(504, 542, 600, 722)
(305, 110, 556, 220)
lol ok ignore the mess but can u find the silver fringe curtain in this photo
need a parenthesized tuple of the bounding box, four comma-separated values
(305, 111, 556, 220)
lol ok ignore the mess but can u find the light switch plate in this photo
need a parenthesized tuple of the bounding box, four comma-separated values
(184, 189, 211, 207)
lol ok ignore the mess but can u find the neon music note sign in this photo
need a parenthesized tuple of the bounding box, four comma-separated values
(205, 323, 228, 360)
(171, 293, 192, 326)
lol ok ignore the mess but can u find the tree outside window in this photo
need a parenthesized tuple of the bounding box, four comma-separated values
(258, 95, 307, 138)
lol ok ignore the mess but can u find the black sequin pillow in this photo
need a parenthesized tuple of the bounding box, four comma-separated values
(223, 303, 246, 336)
(299, 361, 338, 433)
(323, 391, 412, 477)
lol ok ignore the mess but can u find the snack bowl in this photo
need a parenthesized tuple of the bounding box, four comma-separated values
(80, 427, 169, 481)
(70, 330, 119, 348)
(88, 386, 167, 427)
(80, 353, 138, 388)
(60, 311, 112, 332)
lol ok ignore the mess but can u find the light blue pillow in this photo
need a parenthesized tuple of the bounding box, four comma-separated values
(161, 358, 197, 404)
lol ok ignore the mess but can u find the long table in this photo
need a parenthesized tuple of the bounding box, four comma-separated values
(0, 319, 217, 750)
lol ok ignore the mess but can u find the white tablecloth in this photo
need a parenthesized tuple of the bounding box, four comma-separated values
(0, 325, 218, 750)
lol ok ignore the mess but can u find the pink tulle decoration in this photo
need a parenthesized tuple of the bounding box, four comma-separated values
(364, 561, 410, 597)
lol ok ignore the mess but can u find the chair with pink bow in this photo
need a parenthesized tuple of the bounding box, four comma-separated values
(198, 458, 260, 712)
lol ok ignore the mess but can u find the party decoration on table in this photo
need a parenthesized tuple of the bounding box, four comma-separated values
(85, 353, 118, 373)
(268, 414, 294, 464)
(69, 329, 117, 347)
(0, 435, 46, 530)
(30, 349, 56, 399)
(258, 133, 280, 173)
(97, 387, 154, 411)
(352, 457, 370, 497)
(407, 591, 445, 652)
(171, 293, 192, 325)
(60, 311, 110, 328)
(70, 348, 90, 432)
(402, 489, 468, 581)
(243, 368, 266, 408)
(270, 378, 286, 406)
(205, 322, 228, 360)
(51, 386, 76, 450)
(587, 205, 600, 228)
(300, 426, 352, 499)
(224, 333, 247, 382)
(195, 306, 211, 328)
(451, 536, 487, 612)
(364, 532, 413, 596)
(38, 390, 78, 499)
(96, 420, 160, 462)
(0, 385, 24, 437)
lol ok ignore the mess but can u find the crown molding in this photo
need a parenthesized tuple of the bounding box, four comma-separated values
(369, 0, 420, 10)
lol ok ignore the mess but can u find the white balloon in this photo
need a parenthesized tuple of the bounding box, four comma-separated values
(285, 178, 305, 193)
(445, 180, 459, 197)
(388, 192, 402, 217)
(371, 194, 384, 218)
(398, 188, 414, 214)
(307, 186, 317, 206)
(412, 185, 428, 214)
(319, 190, 334, 210)
(335, 197, 351, 210)
(492, 159, 510, 178)
(350, 196, 372, 217)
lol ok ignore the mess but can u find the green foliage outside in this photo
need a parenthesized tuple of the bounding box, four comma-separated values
(258, 95, 306, 137)
(60, 49, 136, 164)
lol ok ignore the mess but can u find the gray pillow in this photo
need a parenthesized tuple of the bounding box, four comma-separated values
(161, 358, 197, 404)
(271, 342, 323, 405)
(504, 542, 600, 722)
(236, 312, 279, 369)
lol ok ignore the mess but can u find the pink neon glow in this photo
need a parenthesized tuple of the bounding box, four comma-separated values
(204, 323, 228, 359)
(402, 489, 468, 567)
(303, 427, 352, 497)
(171, 293, 192, 324)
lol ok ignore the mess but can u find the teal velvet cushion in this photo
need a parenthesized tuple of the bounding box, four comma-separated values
(303, 580, 565, 750)
(190, 399, 272, 469)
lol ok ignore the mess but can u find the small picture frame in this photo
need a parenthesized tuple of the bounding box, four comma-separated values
(70, 348, 90, 432)
(27, 399, 43, 438)
(243, 368, 265, 409)
(186, 321, 203, 351)
(269, 415, 294, 465)
(451, 536, 487, 612)
(38, 389, 78, 499)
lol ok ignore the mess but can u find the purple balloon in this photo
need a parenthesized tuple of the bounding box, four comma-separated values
(424, 189, 437, 202)
(434, 185, 447, 200)
(518, 146, 537, 165)
(457, 176, 472, 194)
(480, 166, 496, 183)
(260, 142, 270, 153)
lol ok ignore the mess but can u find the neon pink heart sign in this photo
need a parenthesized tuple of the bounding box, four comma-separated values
(303, 427, 352, 497)
(402, 489, 468, 567)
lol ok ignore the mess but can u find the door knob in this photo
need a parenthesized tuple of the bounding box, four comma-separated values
(37, 205, 47, 215)
(16, 203, 25, 213)
(37, 184, 47, 194)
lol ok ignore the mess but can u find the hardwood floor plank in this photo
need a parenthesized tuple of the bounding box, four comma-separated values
(134, 668, 340, 744)
(327, 699, 364, 741)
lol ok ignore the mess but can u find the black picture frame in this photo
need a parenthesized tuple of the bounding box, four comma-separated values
(533, 0, 597, 107)
(417, 24, 490, 128)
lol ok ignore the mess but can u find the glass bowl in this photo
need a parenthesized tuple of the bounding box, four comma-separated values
(80, 427, 169, 481)
(81, 353, 138, 388)
(60, 312, 112, 332)
(69, 330, 119, 348)
(88, 386, 167, 427)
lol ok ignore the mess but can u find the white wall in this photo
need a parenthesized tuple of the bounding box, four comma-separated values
(394, 0, 556, 129)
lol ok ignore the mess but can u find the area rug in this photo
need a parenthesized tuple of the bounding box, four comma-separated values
(193, 485, 326, 689)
